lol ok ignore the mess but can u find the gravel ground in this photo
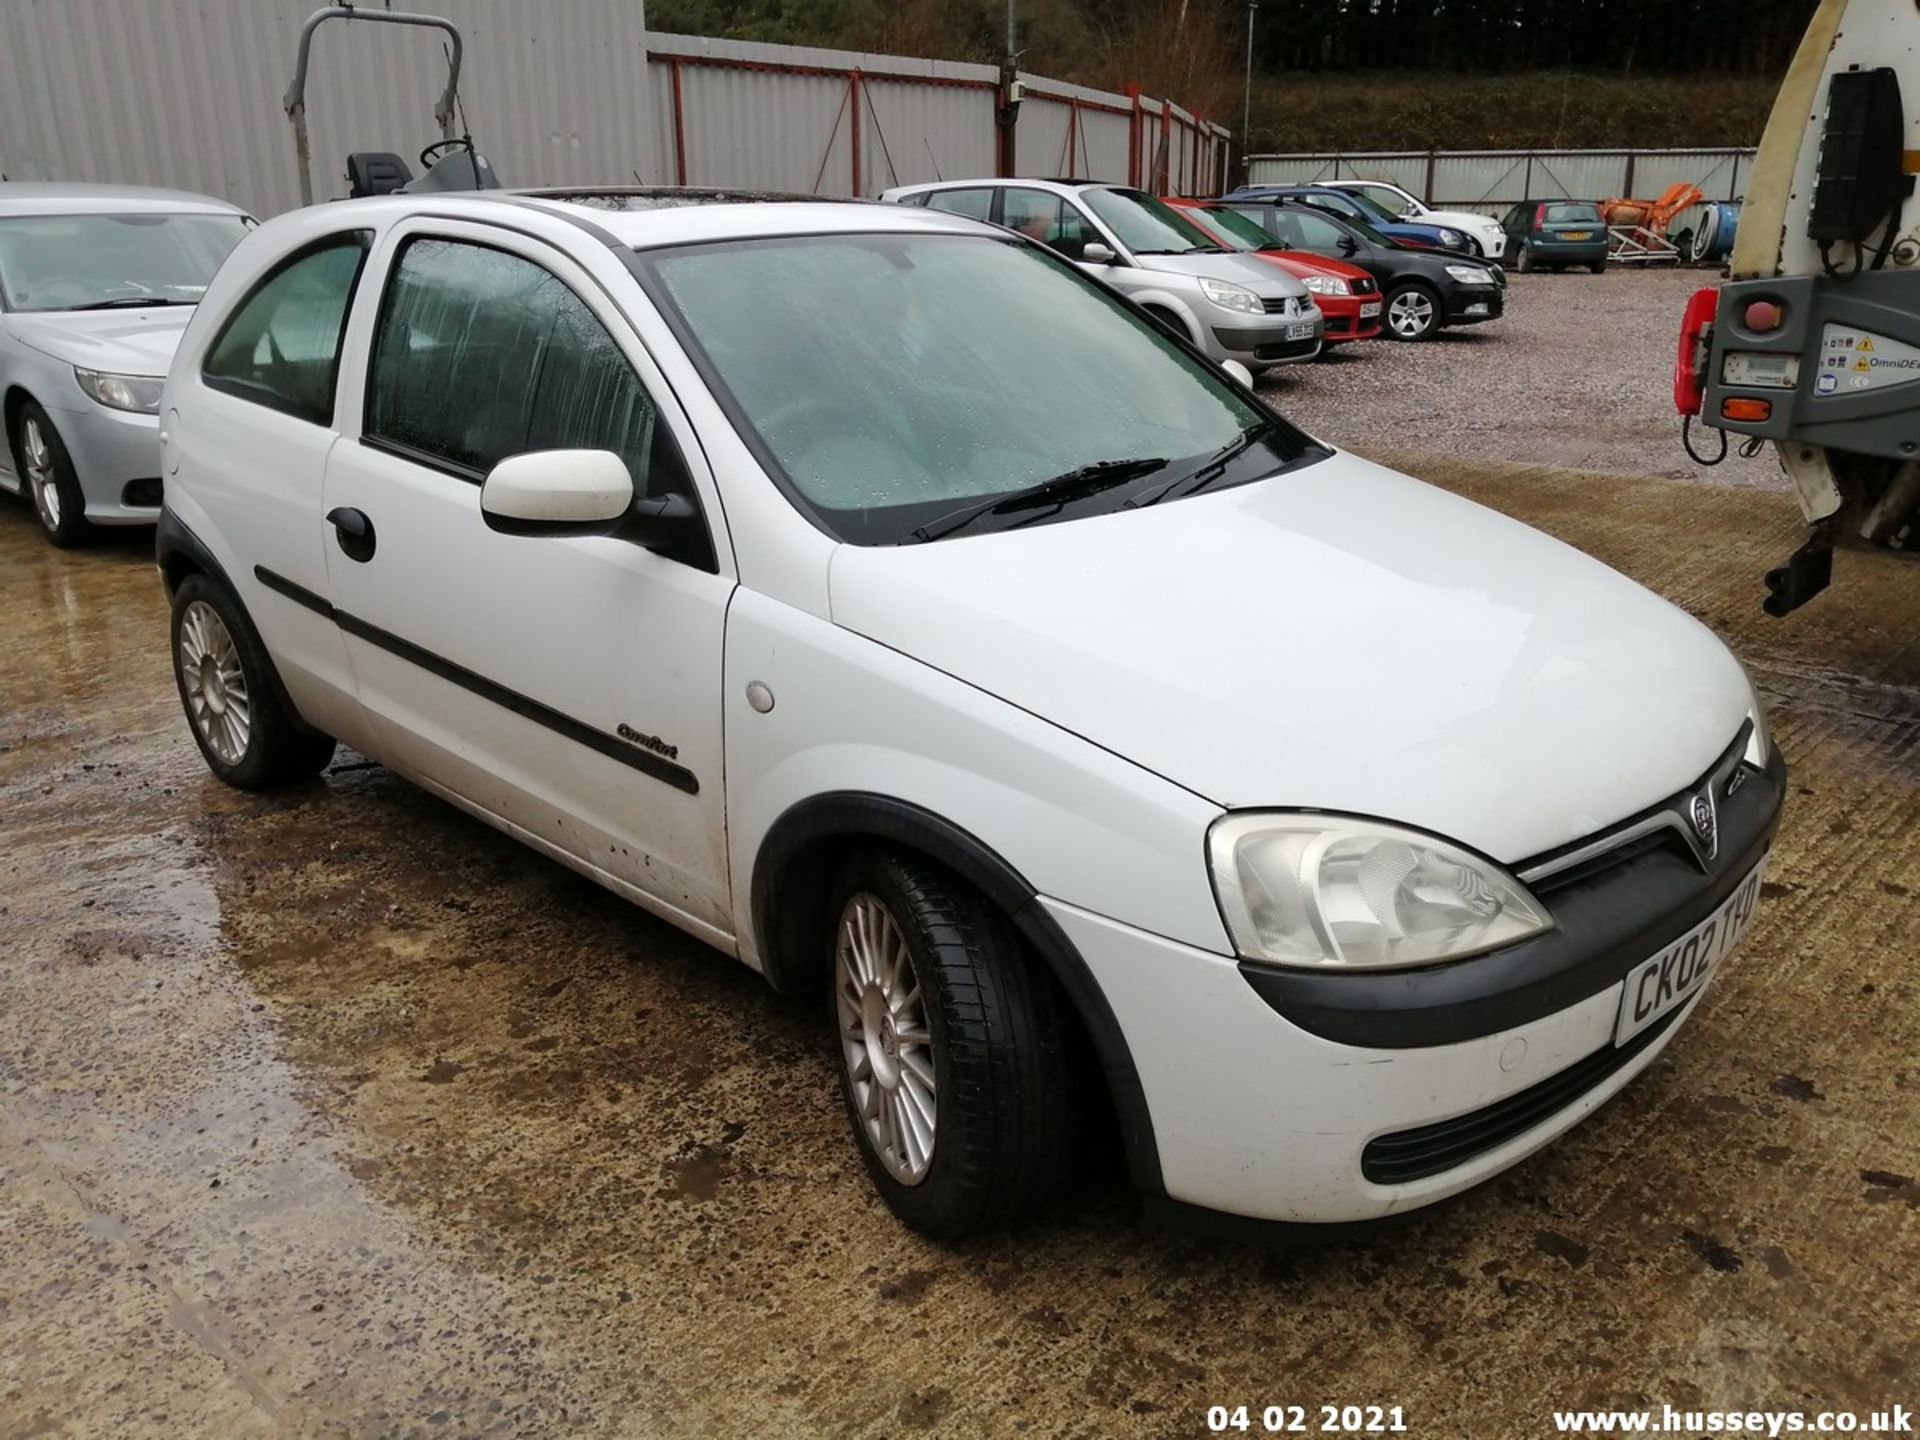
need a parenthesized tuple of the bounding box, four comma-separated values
(1261, 265, 1789, 489)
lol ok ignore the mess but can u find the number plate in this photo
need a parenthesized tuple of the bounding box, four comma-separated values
(1360, 301, 1383, 318)
(1561, 230, 1594, 240)
(1286, 321, 1318, 340)
(1614, 859, 1765, 1045)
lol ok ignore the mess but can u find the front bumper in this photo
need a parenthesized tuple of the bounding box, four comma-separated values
(1211, 318, 1324, 365)
(40, 395, 164, 524)
(1317, 295, 1383, 343)
(1050, 740, 1785, 1227)
(1441, 282, 1505, 327)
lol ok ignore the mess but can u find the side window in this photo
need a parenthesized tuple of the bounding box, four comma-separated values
(202, 233, 369, 424)
(365, 237, 660, 488)
(923, 187, 992, 221)
(1001, 189, 1094, 261)
(1293, 210, 1350, 252)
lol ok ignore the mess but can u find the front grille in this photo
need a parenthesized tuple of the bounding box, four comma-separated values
(1325, 316, 1353, 335)
(1350, 277, 1378, 295)
(1261, 296, 1295, 315)
(122, 478, 163, 508)
(1361, 1007, 1682, 1185)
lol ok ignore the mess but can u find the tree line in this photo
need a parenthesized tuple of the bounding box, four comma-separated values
(1254, 0, 1821, 77)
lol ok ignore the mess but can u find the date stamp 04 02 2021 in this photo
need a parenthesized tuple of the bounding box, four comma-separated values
(1206, 1404, 1411, 1434)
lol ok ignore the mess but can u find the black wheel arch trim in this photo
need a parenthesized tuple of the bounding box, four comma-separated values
(155, 510, 325, 740)
(752, 791, 1165, 1196)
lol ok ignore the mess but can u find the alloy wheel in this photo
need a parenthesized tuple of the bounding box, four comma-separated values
(835, 892, 937, 1185)
(177, 599, 252, 766)
(1388, 290, 1437, 339)
(20, 416, 60, 529)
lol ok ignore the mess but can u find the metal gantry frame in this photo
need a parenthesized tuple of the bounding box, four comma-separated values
(284, 3, 465, 207)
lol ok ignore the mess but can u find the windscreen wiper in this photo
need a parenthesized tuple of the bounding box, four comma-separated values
(907, 457, 1170, 544)
(70, 296, 190, 310)
(1125, 421, 1278, 510)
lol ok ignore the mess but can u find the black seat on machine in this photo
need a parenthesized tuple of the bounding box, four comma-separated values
(346, 152, 414, 197)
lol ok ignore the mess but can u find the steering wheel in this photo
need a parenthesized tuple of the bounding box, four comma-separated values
(419, 137, 470, 169)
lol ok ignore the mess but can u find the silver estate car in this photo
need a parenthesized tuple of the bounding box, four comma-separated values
(0, 183, 252, 547)
(882, 178, 1323, 371)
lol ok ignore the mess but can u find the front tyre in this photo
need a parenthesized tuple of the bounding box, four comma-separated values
(1384, 282, 1443, 342)
(828, 849, 1076, 1241)
(171, 573, 336, 790)
(10, 401, 95, 548)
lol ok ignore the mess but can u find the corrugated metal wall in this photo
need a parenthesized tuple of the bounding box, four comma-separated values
(646, 33, 1229, 198)
(0, 7, 1228, 213)
(1246, 148, 1755, 235)
(0, 0, 653, 218)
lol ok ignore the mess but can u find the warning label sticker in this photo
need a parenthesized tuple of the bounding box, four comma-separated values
(1821, 324, 1920, 393)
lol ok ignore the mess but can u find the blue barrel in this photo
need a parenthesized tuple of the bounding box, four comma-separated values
(1691, 201, 1741, 263)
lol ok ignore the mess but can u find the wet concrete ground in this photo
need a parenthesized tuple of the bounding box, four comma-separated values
(2, 455, 1917, 1439)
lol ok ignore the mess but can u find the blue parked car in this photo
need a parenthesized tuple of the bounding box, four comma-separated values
(1229, 185, 1478, 256)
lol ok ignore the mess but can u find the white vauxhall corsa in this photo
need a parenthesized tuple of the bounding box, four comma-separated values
(158, 189, 1783, 1240)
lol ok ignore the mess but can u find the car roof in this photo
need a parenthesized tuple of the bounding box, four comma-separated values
(262, 189, 1010, 251)
(0, 182, 250, 218)
(883, 177, 1124, 200)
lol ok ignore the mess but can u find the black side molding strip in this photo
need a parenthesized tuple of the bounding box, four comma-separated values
(252, 565, 698, 796)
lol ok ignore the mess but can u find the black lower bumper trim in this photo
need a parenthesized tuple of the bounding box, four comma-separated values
(1361, 1006, 1682, 1185)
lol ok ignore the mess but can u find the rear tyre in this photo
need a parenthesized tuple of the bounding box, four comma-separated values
(1589, 260, 1608, 275)
(9, 401, 95, 548)
(1384, 282, 1442, 342)
(1514, 241, 1536, 274)
(170, 573, 336, 791)
(827, 848, 1076, 1241)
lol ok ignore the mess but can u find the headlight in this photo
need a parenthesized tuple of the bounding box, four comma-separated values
(1208, 814, 1553, 971)
(1743, 677, 1772, 769)
(1199, 277, 1263, 314)
(1446, 264, 1495, 286)
(1439, 229, 1467, 248)
(75, 368, 164, 414)
(1300, 275, 1352, 297)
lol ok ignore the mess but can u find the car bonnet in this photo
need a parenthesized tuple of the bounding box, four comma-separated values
(827, 451, 1750, 867)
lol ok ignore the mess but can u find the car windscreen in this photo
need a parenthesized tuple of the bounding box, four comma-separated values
(1080, 188, 1224, 256)
(0, 212, 251, 313)
(1335, 189, 1406, 226)
(641, 232, 1326, 546)
(1543, 203, 1603, 225)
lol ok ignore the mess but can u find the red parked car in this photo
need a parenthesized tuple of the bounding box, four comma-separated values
(1166, 198, 1384, 344)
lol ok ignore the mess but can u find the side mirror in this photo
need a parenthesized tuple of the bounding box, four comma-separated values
(1081, 241, 1116, 264)
(1337, 235, 1359, 255)
(1220, 359, 1255, 388)
(480, 449, 634, 537)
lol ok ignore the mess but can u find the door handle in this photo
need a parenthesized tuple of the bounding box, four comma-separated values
(326, 506, 376, 563)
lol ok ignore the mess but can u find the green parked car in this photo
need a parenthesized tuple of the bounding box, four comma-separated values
(1501, 201, 1611, 274)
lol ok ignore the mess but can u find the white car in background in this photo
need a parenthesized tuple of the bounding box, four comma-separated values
(1328, 179, 1509, 260)
(157, 189, 1782, 1241)
(0, 183, 251, 546)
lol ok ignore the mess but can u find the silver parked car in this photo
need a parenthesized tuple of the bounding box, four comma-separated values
(882, 178, 1323, 371)
(0, 183, 252, 547)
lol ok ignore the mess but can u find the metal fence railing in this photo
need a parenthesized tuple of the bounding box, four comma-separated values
(1245, 147, 1755, 235)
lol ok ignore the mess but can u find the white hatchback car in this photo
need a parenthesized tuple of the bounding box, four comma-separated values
(159, 190, 1783, 1240)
